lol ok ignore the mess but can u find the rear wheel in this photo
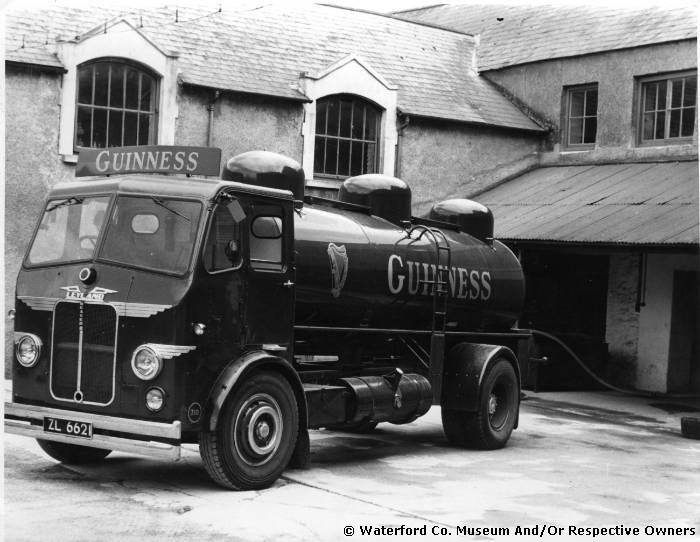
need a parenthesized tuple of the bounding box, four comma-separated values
(442, 358, 518, 449)
(36, 439, 111, 464)
(200, 371, 299, 490)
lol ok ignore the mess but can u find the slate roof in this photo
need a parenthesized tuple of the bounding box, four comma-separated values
(475, 161, 699, 246)
(396, 2, 698, 71)
(4, 2, 543, 131)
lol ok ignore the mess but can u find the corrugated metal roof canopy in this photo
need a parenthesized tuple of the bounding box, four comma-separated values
(476, 161, 699, 246)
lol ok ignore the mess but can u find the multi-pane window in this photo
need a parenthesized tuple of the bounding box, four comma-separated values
(564, 85, 598, 147)
(640, 73, 697, 144)
(75, 60, 158, 149)
(314, 95, 380, 179)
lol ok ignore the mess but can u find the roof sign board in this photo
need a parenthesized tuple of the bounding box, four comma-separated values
(76, 146, 222, 177)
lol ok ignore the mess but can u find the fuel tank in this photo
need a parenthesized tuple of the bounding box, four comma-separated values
(224, 152, 525, 332)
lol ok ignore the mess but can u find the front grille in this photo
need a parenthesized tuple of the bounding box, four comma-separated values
(51, 301, 117, 405)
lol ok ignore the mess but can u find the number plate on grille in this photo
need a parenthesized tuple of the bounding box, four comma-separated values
(43, 417, 93, 439)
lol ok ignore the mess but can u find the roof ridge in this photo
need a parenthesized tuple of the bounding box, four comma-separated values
(391, 3, 447, 15)
(317, 3, 477, 38)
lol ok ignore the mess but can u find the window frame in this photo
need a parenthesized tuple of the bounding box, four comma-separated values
(74, 58, 160, 152)
(313, 94, 381, 181)
(637, 71, 697, 146)
(202, 200, 245, 275)
(97, 194, 203, 278)
(24, 195, 113, 269)
(249, 213, 285, 272)
(562, 84, 598, 149)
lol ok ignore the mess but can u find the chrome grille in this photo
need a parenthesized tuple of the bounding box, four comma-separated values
(51, 301, 118, 405)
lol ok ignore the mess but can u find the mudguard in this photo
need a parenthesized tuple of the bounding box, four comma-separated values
(441, 342, 521, 427)
(204, 350, 310, 468)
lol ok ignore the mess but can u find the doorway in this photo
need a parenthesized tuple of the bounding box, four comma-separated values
(519, 248, 610, 390)
(668, 271, 700, 393)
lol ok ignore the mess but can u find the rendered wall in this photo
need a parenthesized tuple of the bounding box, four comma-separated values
(176, 87, 304, 172)
(485, 40, 698, 159)
(637, 253, 699, 392)
(399, 118, 542, 216)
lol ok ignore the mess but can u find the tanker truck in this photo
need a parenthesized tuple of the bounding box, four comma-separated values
(5, 145, 530, 490)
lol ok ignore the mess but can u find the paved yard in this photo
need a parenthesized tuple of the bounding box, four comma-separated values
(4, 391, 700, 541)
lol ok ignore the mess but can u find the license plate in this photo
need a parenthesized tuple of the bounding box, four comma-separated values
(43, 417, 93, 439)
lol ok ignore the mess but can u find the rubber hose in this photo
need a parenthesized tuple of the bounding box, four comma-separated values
(518, 328, 700, 399)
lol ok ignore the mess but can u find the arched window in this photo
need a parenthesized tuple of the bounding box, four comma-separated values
(75, 59, 158, 149)
(314, 95, 380, 179)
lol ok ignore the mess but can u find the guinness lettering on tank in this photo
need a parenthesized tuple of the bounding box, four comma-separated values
(76, 145, 222, 177)
(387, 255, 492, 301)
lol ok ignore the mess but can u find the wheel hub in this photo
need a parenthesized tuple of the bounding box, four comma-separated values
(488, 394, 498, 416)
(234, 393, 284, 466)
(256, 420, 271, 441)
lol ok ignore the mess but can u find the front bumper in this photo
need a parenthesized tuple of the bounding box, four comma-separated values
(5, 402, 182, 460)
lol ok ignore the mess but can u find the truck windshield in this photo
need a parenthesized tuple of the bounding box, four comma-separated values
(100, 196, 202, 275)
(27, 196, 110, 266)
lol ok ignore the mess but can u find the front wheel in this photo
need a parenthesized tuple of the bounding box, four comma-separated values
(442, 358, 518, 449)
(199, 371, 299, 490)
(36, 439, 111, 464)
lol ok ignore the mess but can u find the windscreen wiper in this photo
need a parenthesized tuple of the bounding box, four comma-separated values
(46, 197, 84, 212)
(150, 197, 191, 222)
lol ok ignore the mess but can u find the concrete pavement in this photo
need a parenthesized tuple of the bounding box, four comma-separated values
(4, 383, 700, 541)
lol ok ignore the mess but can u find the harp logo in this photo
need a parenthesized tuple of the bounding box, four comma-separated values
(327, 243, 348, 298)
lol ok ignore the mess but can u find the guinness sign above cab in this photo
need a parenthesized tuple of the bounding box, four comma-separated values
(76, 145, 222, 177)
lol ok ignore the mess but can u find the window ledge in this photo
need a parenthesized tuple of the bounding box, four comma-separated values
(62, 154, 79, 164)
(560, 148, 595, 155)
(306, 178, 342, 190)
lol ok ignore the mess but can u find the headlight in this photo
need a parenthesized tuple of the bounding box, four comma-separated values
(15, 333, 42, 367)
(131, 345, 162, 380)
(146, 387, 165, 412)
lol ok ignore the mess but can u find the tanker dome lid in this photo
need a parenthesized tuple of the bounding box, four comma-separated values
(339, 174, 411, 225)
(430, 199, 494, 243)
(222, 150, 305, 200)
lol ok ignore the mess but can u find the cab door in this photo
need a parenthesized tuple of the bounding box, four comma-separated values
(243, 199, 295, 354)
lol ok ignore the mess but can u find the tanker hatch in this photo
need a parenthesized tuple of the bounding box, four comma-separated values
(430, 199, 494, 244)
(338, 174, 411, 225)
(222, 150, 306, 200)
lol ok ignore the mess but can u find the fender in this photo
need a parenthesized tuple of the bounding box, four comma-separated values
(205, 350, 308, 432)
(441, 342, 521, 427)
(204, 349, 311, 469)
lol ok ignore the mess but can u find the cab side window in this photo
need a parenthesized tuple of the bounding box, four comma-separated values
(250, 215, 283, 271)
(203, 201, 243, 272)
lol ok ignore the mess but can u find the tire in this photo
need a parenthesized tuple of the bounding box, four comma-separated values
(36, 439, 111, 464)
(199, 371, 299, 490)
(442, 357, 519, 450)
(681, 417, 700, 440)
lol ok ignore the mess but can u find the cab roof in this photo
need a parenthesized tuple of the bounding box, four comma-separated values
(47, 174, 295, 202)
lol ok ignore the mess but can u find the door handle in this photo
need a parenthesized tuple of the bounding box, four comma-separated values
(281, 280, 295, 288)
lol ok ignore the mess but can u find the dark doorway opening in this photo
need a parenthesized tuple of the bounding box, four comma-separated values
(668, 271, 700, 393)
(519, 249, 610, 390)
